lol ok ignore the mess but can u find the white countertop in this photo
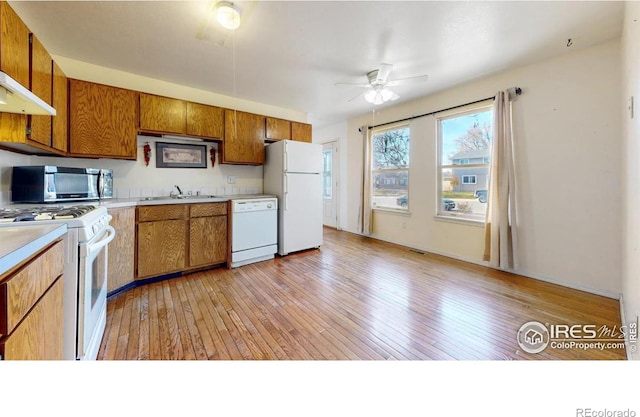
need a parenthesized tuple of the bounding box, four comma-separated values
(0, 223, 67, 277)
(97, 194, 277, 209)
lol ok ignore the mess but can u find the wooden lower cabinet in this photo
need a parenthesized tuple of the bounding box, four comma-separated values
(0, 240, 64, 360)
(135, 203, 228, 280)
(137, 219, 187, 279)
(107, 207, 135, 292)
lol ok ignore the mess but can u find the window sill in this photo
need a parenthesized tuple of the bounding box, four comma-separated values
(373, 207, 412, 217)
(434, 214, 485, 227)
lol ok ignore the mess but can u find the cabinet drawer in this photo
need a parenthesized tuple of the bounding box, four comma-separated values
(190, 203, 227, 218)
(137, 204, 188, 222)
(2, 277, 64, 360)
(0, 240, 64, 336)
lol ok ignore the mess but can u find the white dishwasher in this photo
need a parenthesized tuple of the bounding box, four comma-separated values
(231, 197, 278, 268)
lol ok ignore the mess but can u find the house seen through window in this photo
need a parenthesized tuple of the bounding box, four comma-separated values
(438, 106, 492, 221)
(371, 125, 410, 210)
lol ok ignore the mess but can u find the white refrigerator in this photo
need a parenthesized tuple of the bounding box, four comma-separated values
(263, 140, 323, 256)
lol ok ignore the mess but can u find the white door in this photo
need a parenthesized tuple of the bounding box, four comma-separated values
(322, 142, 338, 228)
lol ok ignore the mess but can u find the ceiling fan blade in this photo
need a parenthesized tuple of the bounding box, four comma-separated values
(386, 74, 429, 87)
(335, 82, 373, 88)
(347, 90, 366, 103)
(376, 63, 393, 83)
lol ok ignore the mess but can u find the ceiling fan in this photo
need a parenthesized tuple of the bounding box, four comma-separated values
(335, 63, 429, 105)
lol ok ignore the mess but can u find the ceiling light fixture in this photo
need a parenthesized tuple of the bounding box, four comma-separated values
(364, 87, 399, 105)
(216, 1, 241, 30)
(0, 87, 7, 105)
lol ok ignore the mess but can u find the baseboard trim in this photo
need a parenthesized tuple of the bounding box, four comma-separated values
(342, 228, 622, 300)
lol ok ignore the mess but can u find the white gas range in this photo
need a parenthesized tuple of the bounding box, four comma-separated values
(0, 204, 115, 360)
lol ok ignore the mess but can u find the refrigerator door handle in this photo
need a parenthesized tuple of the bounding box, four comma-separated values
(284, 174, 288, 211)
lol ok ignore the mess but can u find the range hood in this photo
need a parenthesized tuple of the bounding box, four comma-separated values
(0, 71, 56, 116)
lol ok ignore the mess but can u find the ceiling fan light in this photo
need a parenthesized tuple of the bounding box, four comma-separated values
(380, 88, 394, 101)
(364, 89, 377, 104)
(216, 1, 241, 30)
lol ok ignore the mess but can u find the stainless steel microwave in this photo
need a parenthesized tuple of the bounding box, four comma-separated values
(11, 166, 113, 203)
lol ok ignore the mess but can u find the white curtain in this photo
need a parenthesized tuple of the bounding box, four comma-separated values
(484, 90, 518, 269)
(357, 125, 372, 235)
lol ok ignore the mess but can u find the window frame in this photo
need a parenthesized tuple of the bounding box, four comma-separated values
(436, 103, 493, 223)
(370, 123, 411, 212)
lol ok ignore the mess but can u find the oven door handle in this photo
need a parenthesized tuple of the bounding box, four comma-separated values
(83, 226, 116, 257)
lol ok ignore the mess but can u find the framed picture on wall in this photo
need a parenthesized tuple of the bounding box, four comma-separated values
(156, 142, 207, 168)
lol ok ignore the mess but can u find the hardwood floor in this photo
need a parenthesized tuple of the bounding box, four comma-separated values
(97, 228, 627, 360)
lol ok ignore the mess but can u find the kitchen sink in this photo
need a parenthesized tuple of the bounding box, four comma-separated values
(139, 195, 221, 201)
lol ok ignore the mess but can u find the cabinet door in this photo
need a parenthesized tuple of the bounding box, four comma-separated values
(222, 110, 265, 165)
(0, 2, 30, 87)
(190, 216, 227, 267)
(2, 277, 64, 360)
(28, 34, 52, 147)
(137, 220, 187, 278)
(51, 62, 67, 153)
(186, 102, 223, 140)
(291, 121, 312, 143)
(69, 79, 138, 159)
(107, 207, 135, 292)
(265, 117, 291, 141)
(139, 93, 186, 135)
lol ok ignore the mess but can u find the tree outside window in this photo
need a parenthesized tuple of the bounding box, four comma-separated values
(438, 107, 492, 220)
(371, 126, 410, 210)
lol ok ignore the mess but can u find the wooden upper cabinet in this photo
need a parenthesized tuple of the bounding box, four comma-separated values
(186, 101, 223, 140)
(139, 93, 186, 135)
(69, 79, 138, 159)
(28, 33, 52, 147)
(0, 1, 30, 87)
(222, 110, 265, 165)
(291, 121, 312, 143)
(265, 117, 291, 141)
(51, 62, 67, 153)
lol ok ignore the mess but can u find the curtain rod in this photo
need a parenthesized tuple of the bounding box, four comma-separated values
(367, 87, 522, 130)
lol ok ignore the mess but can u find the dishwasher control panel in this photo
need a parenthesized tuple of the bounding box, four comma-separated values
(232, 198, 278, 213)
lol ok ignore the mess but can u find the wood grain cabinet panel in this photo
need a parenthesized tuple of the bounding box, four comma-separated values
(190, 216, 227, 268)
(28, 33, 52, 147)
(265, 117, 291, 141)
(0, 240, 63, 335)
(0, 1, 30, 87)
(107, 207, 135, 292)
(0, 239, 64, 360)
(139, 93, 186, 135)
(222, 110, 265, 165)
(137, 204, 188, 222)
(186, 102, 224, 140)
(51, 62, 67, 153)
(291, 121, 312, 143)
(69, 79, 138, 159)
(2, 277, 63, 360)
(190, 202, 227, 217)
(137, 219, 188, 279)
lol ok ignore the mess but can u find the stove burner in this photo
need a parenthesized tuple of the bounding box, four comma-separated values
(0, 205, 97, 222)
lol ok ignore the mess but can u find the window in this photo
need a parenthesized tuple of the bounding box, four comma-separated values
(371, 125, 410, 210)
(438, 106, 492, 221)
(462, 175, 477, 184)
(322, 148, 332, 198)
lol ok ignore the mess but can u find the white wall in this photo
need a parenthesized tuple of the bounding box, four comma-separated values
(621, 1, 640, 360)
(344, 39, 622, 297)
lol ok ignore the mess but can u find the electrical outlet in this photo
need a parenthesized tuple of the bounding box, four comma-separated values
(227, 175, 236, 184)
